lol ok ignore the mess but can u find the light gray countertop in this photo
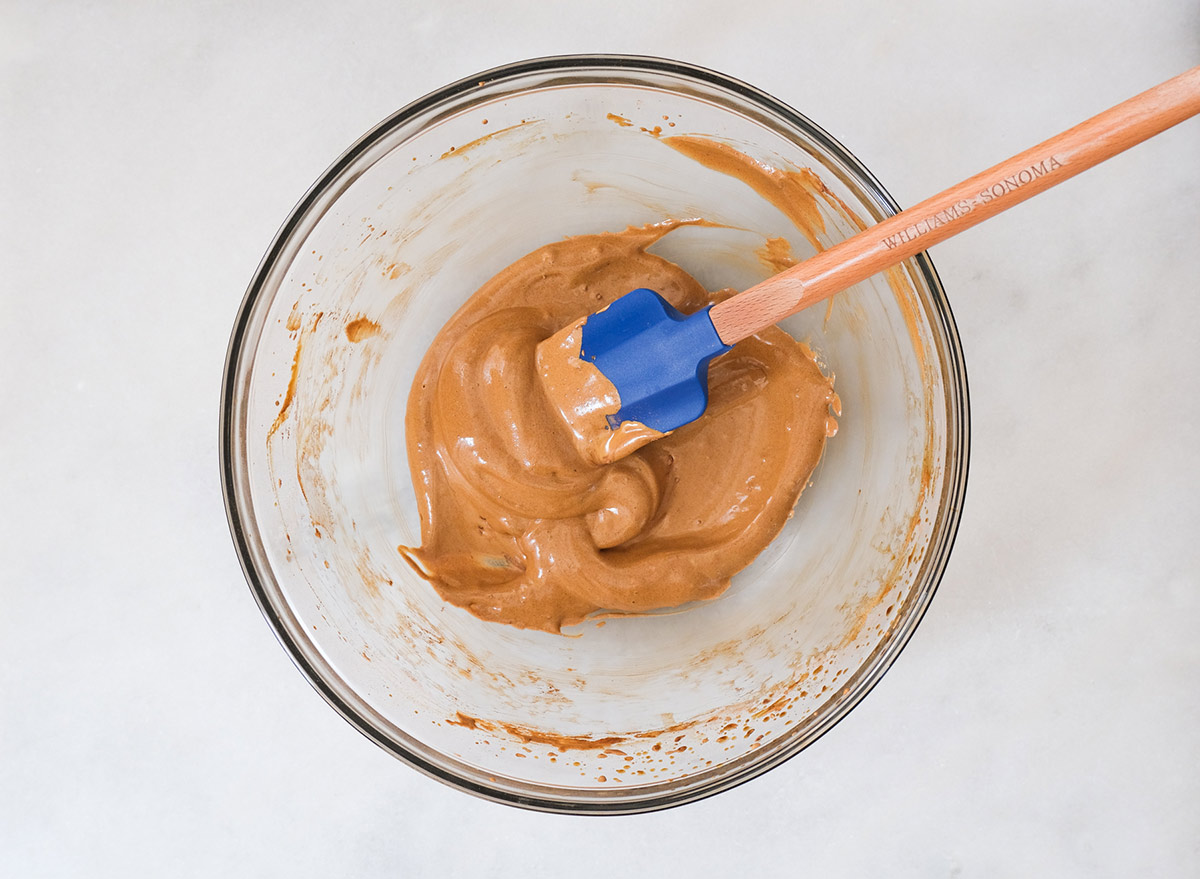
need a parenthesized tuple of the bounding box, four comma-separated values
(3, 1, 1197, 875)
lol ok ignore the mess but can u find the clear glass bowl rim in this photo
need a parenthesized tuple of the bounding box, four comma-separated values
(219, 53, 971, 815)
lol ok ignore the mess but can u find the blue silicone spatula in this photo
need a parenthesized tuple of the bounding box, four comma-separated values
(538, 66, 1200, 463)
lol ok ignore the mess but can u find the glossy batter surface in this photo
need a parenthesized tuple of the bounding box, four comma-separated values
(399, 223, 838, 633)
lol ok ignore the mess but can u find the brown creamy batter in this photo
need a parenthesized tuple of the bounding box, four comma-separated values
(399, 221, 839, 633)
(535, 316, 666, 466)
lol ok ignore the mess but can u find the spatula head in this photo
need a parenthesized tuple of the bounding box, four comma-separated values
(580, 288, 731, 434)
(536, 287, 732, 464)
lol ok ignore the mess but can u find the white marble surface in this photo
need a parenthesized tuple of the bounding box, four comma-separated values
(3, 1, 1198, 875)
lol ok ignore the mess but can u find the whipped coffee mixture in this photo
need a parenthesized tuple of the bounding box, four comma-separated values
(400, 222, 838, 633)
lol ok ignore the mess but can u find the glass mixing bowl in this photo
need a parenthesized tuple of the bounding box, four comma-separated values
(220, 55, 968, 813)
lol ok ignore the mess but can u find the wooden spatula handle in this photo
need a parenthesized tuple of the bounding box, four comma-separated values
(709, 65, 1200, 346)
